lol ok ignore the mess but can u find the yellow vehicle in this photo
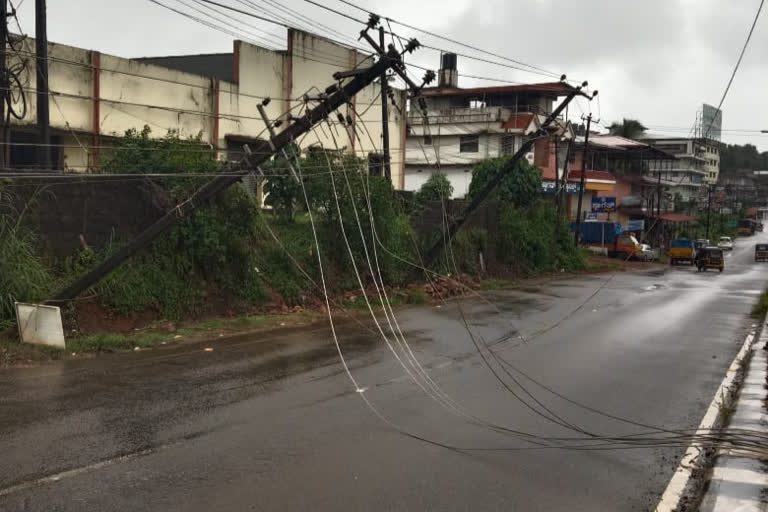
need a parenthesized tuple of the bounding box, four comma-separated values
(670, 239, 695, 266)
(738, 219, 756, 236)
(696, 247, 724, 273)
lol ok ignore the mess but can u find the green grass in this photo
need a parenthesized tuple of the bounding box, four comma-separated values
(751, 289, 768, 319)
(479, 278, 515, 290)
(66, 332, 170, 353)
(404, 289, 426, 305)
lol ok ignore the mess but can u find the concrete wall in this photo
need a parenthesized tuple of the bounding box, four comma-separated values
(405, 166, 474, 199)
(405, 133, 511, 167)
(7, 31, 407, 185)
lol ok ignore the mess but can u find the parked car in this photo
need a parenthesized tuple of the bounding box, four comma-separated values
(639, 244, 655, 262)
(718, 236, 734, 251)
(694, 239, 710, 251)
(670, 239, 696, 266)
(756, 244, 768, 262)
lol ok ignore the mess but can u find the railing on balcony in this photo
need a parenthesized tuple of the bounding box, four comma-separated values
(407, 104, 552, 125)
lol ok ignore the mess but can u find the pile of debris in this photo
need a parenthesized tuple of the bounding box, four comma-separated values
(423, 274, 480, 299)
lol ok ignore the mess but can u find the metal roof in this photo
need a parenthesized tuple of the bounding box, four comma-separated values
(575, 134, 676, 160)
(421, 82, 579, 98)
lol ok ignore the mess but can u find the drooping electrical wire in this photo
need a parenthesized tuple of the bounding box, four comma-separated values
(704, 0, 765, 139)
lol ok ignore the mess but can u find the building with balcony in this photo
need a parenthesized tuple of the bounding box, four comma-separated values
(640, 137, 720, 200)
(404, 53, 578, 198)
(537, 134, 677, 227)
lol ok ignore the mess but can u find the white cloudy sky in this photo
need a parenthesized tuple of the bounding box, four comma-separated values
(15, 0, 768, 149)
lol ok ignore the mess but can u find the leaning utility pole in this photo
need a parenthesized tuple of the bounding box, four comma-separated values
(0, 0, 8, 168)
(50, 25, 421, 303)
(574, 113, 592, 245)
(423, 82, 593, 265)
(378, 26, 391, 182)
(35, 0, 51, 168)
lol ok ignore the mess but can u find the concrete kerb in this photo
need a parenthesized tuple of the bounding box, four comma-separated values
(698, 325, 768, 512)
(654, 326, 758, 512)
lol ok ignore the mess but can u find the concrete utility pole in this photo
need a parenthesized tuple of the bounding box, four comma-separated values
(378, 26, 390, 182)
(706, 185, 712, 239)
(50, 33, 416, 303)
(35, 0, 51, 168)
(574, 113, 592, 245)
(0, 0, 8, 168)
(423, 82, 592, 265)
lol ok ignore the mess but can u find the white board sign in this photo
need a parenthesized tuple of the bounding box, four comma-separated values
(15, 303, 65, 349)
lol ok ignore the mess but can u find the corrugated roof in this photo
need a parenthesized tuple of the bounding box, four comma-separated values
(586, 135, 649, 148)
(659, 213, 697, 223)
(574, 134, 676, 160)
(421, 82, 578, 98)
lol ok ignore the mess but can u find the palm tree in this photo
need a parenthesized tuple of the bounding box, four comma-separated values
(608, 118, 648, 140)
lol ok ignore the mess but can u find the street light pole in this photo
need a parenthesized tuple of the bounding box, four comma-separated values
(706, 186, 712, 240)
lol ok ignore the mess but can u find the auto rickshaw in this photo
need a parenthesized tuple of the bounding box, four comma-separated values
(755, 244, 768, 262)
(696, 247, 724, 273)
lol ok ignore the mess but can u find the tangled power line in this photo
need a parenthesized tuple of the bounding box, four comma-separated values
(5, 0, 766, 460)
(235, 84, 768, 457)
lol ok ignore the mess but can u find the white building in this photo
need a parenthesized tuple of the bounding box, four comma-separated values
(642, 137, 719, 201)
(404, 54, 576, 199)
(4, 29, 406, 187)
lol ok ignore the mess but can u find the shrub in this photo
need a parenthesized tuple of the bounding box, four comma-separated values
(0, 195, 53, 328)
(496, 201, 584, 274)
(416, 172, 453, 204)
(467, 157, 542, 209)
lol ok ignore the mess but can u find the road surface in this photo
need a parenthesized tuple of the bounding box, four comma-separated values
(1, 234, 766, 511)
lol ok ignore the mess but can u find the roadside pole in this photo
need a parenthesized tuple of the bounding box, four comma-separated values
(574, 113, 592, 245)
(0, 0, 7, 168)
(35, 0, 51, 168)
(378, 26, 391, 182)
(706, 185, 712, 240)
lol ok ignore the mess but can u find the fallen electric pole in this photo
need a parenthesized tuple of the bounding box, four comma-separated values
(423, 81, 595, 266)
(49, 22, 422, 303)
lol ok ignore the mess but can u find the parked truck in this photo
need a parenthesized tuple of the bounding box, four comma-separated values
(572, 222, 642, 260)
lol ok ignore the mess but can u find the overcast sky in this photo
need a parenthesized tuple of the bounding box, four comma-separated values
(15, 0, 768, 149)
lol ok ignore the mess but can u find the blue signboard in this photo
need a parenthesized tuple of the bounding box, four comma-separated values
(591, 196, 617, 213)
(541, 180, 580, 195)
(627, 219, 645, 231)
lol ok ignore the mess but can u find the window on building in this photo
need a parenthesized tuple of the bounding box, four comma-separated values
(500, 134, 515, 155)
(423, 135, 433, 146)
(469, 99, 486, 109)
(460, 135, 479, 153)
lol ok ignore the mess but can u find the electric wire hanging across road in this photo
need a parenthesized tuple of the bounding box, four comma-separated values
(8, 2, 767, 457)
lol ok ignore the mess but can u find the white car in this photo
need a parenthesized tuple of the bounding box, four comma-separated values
(718, 237, 734, 251)
(639, 243, 655, 261)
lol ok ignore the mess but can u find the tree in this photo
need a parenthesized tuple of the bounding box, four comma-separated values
(608, 118, 647, 140)
(416, 172, 453, 203)
(719, 143, 768, 175)
(96, 126, 265, 310)
(467, 156, 542, 209)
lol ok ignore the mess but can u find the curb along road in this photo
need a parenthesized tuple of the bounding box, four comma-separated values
(655, 327, 757, 512)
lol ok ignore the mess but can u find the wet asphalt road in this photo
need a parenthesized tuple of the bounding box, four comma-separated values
(1, 234, 768, 511)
